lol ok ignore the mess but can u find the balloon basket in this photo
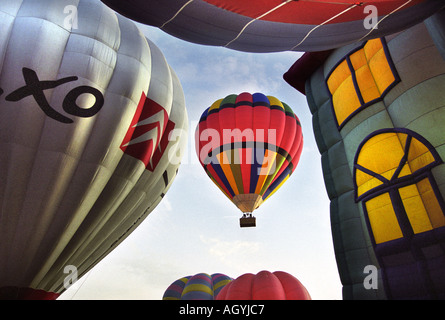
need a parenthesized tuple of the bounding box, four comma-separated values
(240, 215, 256, 228)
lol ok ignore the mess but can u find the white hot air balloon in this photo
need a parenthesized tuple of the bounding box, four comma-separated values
(0, 0, 188, 299)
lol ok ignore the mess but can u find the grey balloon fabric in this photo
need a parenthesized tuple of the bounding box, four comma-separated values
(101, 0, 445, 53)
(0, 0, 188, 299)
(285, 17, 445, 299)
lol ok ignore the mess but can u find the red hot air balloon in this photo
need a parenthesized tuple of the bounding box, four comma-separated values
(101, 0, 445, 53)
(195, 92, 303, 227)
(216, 271, 311, 300)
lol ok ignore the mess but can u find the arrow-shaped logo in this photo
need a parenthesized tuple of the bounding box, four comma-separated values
(120, 92, 169, 169)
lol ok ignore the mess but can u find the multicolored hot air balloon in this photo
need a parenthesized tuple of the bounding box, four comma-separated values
(195, 93, 303, 227)
(283, 10, 445, 299)
(0, 0, 188, 300)
(163, 273, 232, 300)
(216, 271, 311, 300)
(101, 0, 445, 53)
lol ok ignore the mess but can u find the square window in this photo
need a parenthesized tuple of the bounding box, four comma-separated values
(326, 38, 400, 129)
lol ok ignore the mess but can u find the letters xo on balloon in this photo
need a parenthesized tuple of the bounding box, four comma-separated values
(0, 67, 104, 124)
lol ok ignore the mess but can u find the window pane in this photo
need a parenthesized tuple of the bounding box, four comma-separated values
(368, 48, 396, 94)
(406, 137, 436, 173)
(353, 63, 381, 103)
(327, 60, 361, 126)
(356, 169, 383, 197)
(356, 132, 405, 177)
(417, 178, 445, 229)
(399, 183, 433, 234)
(365, 193, 403, 244)
(327, 38, 399, 129)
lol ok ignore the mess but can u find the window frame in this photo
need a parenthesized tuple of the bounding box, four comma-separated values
(325, 38, 401, 130)
(354, 128, 445, 248)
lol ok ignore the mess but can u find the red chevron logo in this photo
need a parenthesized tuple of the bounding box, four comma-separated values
(120, 92, 169, 169)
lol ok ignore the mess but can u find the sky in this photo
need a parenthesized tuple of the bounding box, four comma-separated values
(58, 22, 343, 300)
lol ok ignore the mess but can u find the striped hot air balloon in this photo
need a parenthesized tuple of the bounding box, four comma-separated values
(195, 92, 303, 227)
(163, 273, 232, 300)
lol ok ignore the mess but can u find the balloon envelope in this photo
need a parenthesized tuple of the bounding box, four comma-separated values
(0, 0, 188, 299)
(216, 271, 311, 300)
(284, 15, 445, 299)
(163, 273, 232, 300)
(195, 93, 303, 226)
(101, 0, 445, 52)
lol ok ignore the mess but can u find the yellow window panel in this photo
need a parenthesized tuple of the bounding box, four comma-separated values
(356, 132, 405, 175)
(327, 38, 399, 130)
(354, 65, 381, 103)
(417, 178, 445, 229)
(368, 49, 396, 94)
(328, 59, 361, 128)
(396, 163, 414, 179)
(399, 184, 433, 234)
(350, 48, 367, 70)
(396, 132, 409, 150)
(331, 78, 362, 126)
(356, 169, 384, 197)
(327, 60, 352, 95)
(365, 193, 404, 244)
(363, 38, 384, 60)
(407, 137, 436, 172)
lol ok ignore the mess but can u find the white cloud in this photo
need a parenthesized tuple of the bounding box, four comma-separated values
(199, 235, 262, 271)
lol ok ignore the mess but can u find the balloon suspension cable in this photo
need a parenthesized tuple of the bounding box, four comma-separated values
(290, 2, 362, 50)
(160, 0, 194, 29)
(224, 0, 294, 48)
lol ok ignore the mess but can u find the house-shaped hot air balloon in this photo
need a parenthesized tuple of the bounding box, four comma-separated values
(284, 10, 445, 299)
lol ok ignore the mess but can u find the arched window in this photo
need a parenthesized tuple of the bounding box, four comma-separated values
(354, 129, 445, 245)
(354, 129, 445, 298)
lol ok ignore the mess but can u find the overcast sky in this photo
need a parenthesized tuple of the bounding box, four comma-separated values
(59, 22, 343, 300)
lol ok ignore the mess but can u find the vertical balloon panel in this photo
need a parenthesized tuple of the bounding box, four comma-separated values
(0, 0, 188, 299)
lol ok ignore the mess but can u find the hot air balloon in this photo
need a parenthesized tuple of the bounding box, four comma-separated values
(216, 271, 311, 300)
(163, 273, 232, 300)
(283, 11, 445, 299)
(0, 0, 188, 300)
(195, 92, 303, 227)
(101, 0, 445, 53)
